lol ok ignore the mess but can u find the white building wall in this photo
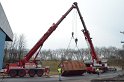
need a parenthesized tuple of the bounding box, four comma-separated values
(0, 3, 13, 41)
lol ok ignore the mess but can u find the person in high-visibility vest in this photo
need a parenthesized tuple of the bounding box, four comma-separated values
(96, 68, 100, 76)
(57, 67, 62, 81)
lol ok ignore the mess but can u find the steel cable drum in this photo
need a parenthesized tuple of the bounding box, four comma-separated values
(60, 60, 86, 76)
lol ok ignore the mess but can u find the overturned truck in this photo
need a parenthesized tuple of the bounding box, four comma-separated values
(60, 61, 86, 76)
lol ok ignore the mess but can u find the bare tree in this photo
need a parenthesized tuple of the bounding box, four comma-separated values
(4, 34, 27, 63)
(18, 34, 26, 61)
(3, 34, 18, 63)
(118, 50, 124, 59)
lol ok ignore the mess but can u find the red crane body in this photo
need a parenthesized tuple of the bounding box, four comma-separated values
(82, 30, 100, 63)
(6, 2, 77, 77)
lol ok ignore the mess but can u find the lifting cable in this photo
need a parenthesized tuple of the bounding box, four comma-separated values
(66, 32, 81, 60)
(73, 9, 82, 60)
(64, 32, 75, 61)
(74, 38, 82, 56)
(73, 9, 81, 54)
(67, 9, 78, 50)
(64, 9, 82, 60)
(67, 32, 74, 49)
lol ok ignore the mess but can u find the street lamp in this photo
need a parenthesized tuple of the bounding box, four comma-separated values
(121, 41, 124, 43)
(120, 31, 124, 34)
(120, 31, 124, 43)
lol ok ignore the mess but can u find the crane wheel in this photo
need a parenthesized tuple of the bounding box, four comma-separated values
(9, 70, 17, 77)
(18, 69, 26, 77)
(37, 69, 43, 77)
(28, 70, 35, 77)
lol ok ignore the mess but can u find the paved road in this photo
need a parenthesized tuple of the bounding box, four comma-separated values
(0, 71, 123, 82)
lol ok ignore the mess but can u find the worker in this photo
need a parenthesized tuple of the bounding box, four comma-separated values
(96, 68, 100, 76)
(57, 67, 62, 81)
(44, 66, 50, 77)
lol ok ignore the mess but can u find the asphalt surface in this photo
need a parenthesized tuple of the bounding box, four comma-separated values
(0, 70, 123, 82)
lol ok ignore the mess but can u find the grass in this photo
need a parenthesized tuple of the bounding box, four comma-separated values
(42, 60, 61, 75)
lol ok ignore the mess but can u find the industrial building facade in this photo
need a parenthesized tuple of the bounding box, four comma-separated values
(0, 3, 13, 69)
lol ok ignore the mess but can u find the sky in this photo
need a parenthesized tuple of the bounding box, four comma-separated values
(0, 0, 124, 50)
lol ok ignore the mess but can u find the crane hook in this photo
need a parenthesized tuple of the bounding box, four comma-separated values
(75, 38, 78, 45)
(72, 32, 74, 38)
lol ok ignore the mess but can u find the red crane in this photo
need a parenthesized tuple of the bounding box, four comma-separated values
(5, 2, 107, 77)
(74, 3, 108, 73)
(74, 3, 101, 64)
(5, 2, 77, 77)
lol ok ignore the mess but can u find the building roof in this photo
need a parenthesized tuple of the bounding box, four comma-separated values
(0, 3, 13, 41)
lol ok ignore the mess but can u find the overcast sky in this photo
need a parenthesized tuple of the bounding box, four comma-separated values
(1, 0, 124, 50)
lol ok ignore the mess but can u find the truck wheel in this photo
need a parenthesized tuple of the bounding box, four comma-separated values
(18, 70, 26, 77)
(37, 69, 44, 77)
(28, 70, 35, 77)
(9, 70, 17, 77)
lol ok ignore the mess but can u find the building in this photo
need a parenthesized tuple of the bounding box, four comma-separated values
(0, 3, 13, 69)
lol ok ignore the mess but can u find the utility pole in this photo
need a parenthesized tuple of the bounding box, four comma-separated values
(120, 31, 124, 43)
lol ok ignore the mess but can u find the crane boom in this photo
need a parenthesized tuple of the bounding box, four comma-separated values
(22, 2, 100, 65)
(74, 3, 100, 64)
(22, 3, 76, 64)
